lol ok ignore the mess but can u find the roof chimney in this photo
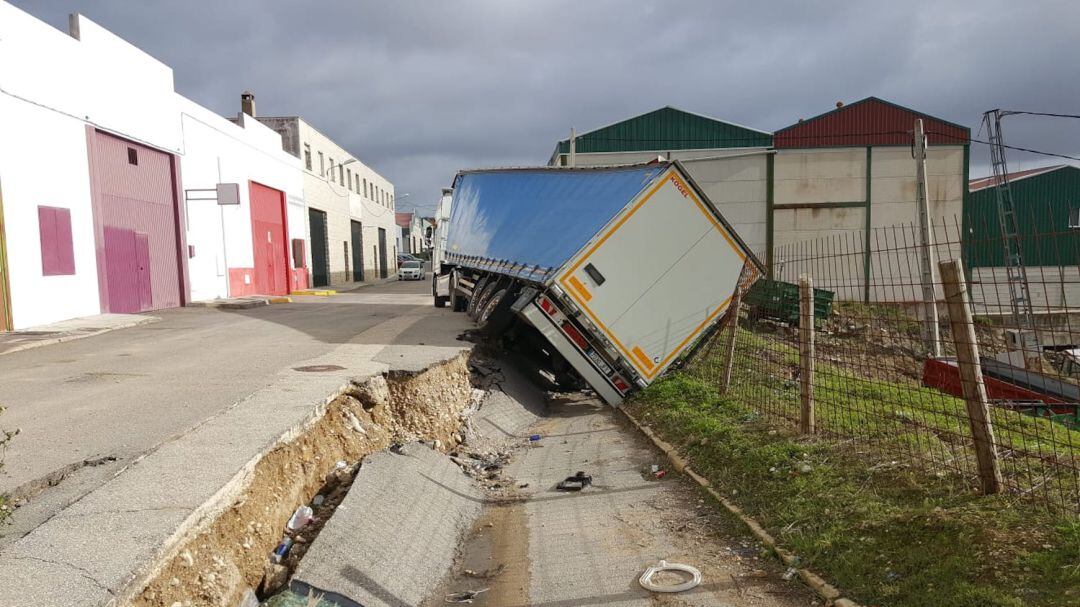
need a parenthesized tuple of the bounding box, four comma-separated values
(835, 101, 844, 108)
(241, 91, 256, 117)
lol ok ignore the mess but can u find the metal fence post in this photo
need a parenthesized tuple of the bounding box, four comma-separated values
(939, 259, 1003, 495)
(798, 275, 815, 434)
(718, 288, 742, 395)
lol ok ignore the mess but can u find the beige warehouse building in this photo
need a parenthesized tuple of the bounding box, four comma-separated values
(549, 98, 970, 302)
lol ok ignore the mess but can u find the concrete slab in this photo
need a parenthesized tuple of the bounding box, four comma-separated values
(432, 386, 816, 607)
(290, 443, 483, 607)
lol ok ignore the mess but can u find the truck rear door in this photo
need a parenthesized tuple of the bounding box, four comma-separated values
(554, 166, 752, 383)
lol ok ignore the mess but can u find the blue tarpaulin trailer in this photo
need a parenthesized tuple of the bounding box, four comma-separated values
(432, 162, 761, 405)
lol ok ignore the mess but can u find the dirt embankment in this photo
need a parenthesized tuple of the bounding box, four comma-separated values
(129, 353, 474, 607)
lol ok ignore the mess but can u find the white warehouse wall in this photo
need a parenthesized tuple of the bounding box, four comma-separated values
(178, 106, 306, 301)
(0, 2, 312, 328)
(0, 6, 183, 329)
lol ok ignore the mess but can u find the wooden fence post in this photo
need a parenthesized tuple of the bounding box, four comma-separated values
(939, 259, 1003, 495)
(799, 275, 815, 434)
(718, 288, 742, 395)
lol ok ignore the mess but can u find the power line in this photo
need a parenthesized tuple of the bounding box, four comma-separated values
(928, 131, 1080, 162)
(1000, 110, 1080, 120)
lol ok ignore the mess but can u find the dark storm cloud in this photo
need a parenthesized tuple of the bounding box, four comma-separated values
(11, 0, 1080, 213)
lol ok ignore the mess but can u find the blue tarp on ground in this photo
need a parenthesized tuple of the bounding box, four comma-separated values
(445, 164, 668, 282)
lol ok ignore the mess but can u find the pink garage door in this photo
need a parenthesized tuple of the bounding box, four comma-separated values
(249, 181, 289, 296)
(90, 131, 183, 313)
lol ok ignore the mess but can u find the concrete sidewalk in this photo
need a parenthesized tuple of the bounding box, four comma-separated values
(0, 279, 472, 606)
(0, 313, 159, 356)
(433, 378, 815, 606)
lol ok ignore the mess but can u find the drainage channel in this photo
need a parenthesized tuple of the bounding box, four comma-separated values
(128, 353, 478, 607)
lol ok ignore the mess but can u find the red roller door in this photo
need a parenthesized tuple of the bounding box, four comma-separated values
(249, 181, 289, 296)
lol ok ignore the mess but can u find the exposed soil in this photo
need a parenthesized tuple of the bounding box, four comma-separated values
(128, 353, 475, 607)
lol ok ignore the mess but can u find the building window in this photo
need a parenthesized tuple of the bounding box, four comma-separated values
(329, 157, 334, 179)
(364, 179, 368, 198)
(339, 164, 344, 186)
(1070, 207, 1080, 229)
(347, 168, 352, 191)
(38, 206, 75, 276)
(318, 152, 324, 176)
(303, 144, 312, 171)
(127, 147, 138, 165)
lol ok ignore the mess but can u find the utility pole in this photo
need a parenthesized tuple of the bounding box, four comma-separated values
(914, 119, 942, 357)
(569, 127, 576, 167)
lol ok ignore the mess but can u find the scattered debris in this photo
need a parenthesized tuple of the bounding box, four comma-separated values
(445, 588, 489, 603)
(556, 471, 592, 492)
(270, 537, 293, 564)
(639, 560, 702, 593)
(463, 564, 506, 579)
(287, 506, 314, 532)
(528, 434, 542, 442)
(312, 494, 325, 507)
(782, 567, 798, 581)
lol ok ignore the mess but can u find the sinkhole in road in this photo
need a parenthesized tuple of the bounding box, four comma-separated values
(128, 352, 478, 607)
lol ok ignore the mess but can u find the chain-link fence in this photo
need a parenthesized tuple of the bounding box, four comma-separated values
(687, 213, 1080, 515)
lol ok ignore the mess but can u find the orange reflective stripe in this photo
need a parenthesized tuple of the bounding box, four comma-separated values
(568, 275, 592, 301)
(632, 346, 655, 370)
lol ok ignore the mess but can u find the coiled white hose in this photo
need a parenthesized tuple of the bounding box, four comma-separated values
(638, 560, 702, 593)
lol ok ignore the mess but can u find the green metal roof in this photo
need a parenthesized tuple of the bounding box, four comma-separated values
(551, 106, 772, 162)
(964, 165, 1080, 267)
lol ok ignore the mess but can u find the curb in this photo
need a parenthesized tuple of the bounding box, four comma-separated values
(0, 316, 160, 357)
(619, 408, 863, 607)
(292, 289, 336, 297)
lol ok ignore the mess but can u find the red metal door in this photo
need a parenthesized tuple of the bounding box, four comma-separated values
(249, 182, 289, 296)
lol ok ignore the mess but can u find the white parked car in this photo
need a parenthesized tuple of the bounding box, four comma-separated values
(398, 260, 424, 281)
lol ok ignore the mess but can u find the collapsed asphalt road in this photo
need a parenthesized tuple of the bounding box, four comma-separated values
(0, 279, 474, 606)
(270, 356, 814, 607)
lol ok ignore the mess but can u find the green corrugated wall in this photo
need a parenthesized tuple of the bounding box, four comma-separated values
(964, 166, 1080, 267)
(555, 107, 772, 155)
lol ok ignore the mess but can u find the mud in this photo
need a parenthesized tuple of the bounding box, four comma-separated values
(127, 353, 474, 607)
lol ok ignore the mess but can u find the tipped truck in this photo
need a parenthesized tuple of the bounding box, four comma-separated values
(433, 162, 761, 405)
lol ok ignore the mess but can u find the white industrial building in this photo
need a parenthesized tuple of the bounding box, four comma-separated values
(256, 116, 398, 286)
(0, 3, 334, 330)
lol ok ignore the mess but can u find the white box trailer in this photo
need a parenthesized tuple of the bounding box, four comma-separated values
(433, 162, 761, 405)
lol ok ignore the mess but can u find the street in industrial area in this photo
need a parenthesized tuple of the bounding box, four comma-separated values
(1, 1, 1079, 607)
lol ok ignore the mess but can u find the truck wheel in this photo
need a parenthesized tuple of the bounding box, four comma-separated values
(551, 354, 584, 391)
(477, 288, 515, 335)
(469, 281, 499, 321)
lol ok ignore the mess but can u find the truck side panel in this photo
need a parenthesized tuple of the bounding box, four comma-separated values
(556, 168, 748, 381)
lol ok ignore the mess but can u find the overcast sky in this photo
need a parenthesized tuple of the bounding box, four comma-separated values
(12, 0, 1080, 214)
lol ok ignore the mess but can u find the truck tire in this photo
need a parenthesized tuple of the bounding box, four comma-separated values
(469, 281, 498, 321)
(551, 354, 584, 391)
(477, 288, 515, 335)
(433, 276, 448, 308)
(465, 276, 491, 318)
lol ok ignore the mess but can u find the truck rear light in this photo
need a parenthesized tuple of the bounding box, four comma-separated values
(539, 296, 557, 316)
(560, 321, 589, 350)
(611, 375, 630, 394)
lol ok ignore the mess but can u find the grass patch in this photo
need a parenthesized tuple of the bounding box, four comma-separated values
(628, 374, 1080, 606)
